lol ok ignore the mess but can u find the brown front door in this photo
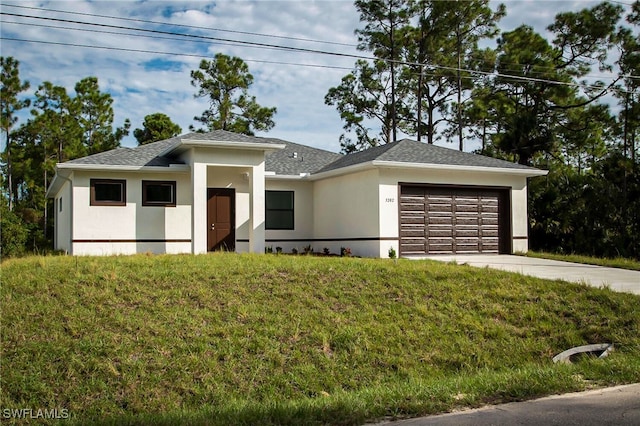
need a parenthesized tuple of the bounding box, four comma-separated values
(207, 188, 235, 251)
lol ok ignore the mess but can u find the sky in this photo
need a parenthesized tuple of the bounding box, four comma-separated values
(0, 0, 636, 154)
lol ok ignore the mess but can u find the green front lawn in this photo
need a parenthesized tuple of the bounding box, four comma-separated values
(2, 253, 639, 425)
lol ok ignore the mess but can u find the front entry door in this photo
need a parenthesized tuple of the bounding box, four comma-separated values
(207, 188, 235, 252)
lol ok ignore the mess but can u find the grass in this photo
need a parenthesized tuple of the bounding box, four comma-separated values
(525, 251, 640, 271)
(2, 253, 639, 425)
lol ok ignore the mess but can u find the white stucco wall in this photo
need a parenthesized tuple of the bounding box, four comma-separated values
(313, 169, 382, 257)
(71, 170, 192, 255)
(54, 177, 73, 253)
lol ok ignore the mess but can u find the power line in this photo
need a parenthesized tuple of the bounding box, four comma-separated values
(1, 11, 361, 59)
(1, 11, 637, 93)
(0, 3, 358, 48)
(5, 35, 636, 96)
(0, 19, 301, 55)
(0, 37, 353, 71)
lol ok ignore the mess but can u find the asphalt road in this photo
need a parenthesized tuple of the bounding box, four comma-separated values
(379, 384, 640, 426)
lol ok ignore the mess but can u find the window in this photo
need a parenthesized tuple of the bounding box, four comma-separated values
(90, 179, 126, 206)
(265, 191, 294, 230)
(142, 180, 176, 207)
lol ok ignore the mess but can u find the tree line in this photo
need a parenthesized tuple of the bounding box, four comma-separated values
(1, 0, 639, 258)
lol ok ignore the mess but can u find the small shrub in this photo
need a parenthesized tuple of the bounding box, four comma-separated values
(265, 246, 273, 254)
(291, 248, 298, 255)
(323, 248, 330, 256)
(275, 246, 282, 254)
(340, 247, 352, 257)
(388, 246, 397, 259)
(303, 245, 313, 255)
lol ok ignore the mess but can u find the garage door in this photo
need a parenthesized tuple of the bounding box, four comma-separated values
(399, 185, 509, 255)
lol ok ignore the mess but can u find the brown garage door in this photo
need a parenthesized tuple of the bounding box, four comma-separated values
(399, 185, 509, 255)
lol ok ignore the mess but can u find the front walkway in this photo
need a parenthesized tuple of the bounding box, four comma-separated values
(421, 255, 640, 295)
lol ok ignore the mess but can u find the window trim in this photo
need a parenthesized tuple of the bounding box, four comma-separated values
(265, 190, 294, 230)
(90, 179, 127, 206)
(142, 180, 177, 207)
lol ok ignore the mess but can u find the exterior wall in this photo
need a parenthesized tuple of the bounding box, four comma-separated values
(264, 179, 314, 253)
(71, 170, 192, 255)
(54, 177, 73, 253)
(378, 167, 530, 256)
(313, 169, 382, 257)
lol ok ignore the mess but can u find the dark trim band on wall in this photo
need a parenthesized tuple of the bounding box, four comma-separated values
(513, 236, 528, 240)
(237, 237, 398, 243)
(73, 239, 192, 243)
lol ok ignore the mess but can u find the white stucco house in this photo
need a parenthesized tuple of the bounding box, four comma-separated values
(45, 130, 547, 258)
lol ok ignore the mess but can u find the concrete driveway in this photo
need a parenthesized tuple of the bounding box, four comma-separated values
(422, 255, 640, 295)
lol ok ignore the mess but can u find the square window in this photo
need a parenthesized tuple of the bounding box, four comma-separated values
(90, 179, 126, 206)
(266, 190, 294, 230)
(142, 181, 176, 207)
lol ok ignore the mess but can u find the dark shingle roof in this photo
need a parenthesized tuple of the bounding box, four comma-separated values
(62, 132, 537, 175)
(317, 139, 536, 173)
(264, 140, 342, 175)
(63, 130, 285, 168)
(181, 130, 286, 146)
(65, 135, 183, 167)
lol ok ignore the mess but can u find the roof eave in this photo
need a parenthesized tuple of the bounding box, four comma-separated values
(45, 169, 73, 198)
(308, 162, 375, 180)
(265, 173, 311, 181)
(371, 160, 549, 177)
(56, 163, 191, 173)
(180, 140, 286, 152)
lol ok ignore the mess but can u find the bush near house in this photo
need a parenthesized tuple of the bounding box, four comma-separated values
(2, 254, 639, 425)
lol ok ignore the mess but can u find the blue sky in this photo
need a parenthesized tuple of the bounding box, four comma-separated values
(0, 0, 635, 153)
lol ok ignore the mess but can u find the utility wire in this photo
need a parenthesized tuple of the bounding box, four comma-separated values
(1, 11, 637, 91)
(1, 11, 360, 58)
(5, 2, 636, 82)
(0, 3, 358, 47)
(0, 19, 317, 55)
(0, 37, 353, 71)
(5, 35, 636, 96)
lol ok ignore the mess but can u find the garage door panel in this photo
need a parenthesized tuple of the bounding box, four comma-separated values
(455, 204, 481, 213)
(401, 228, 427, 237)
(455, 228, 479, 237)
(480, 218, 499, 226)
(429, 228, 454, 237)
(429, 204, 453, 213)
(428, 216, 454, 225)
(400, 185, 508, 256)
(401, 218, 426, 227)
(480, 229, 499, 237)
(402, 238, 427, 245)
(456, 217, 481, 226)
